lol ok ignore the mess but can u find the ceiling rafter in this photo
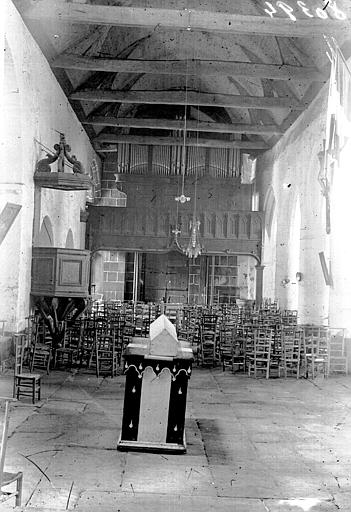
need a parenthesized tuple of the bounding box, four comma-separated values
(94, 134, 269, 150)
(276, 37, 316, 67)
(83, 116, 283, 135)
(51, 54, 326, 82)
(64, 25, 112, 57)
(16, 0, 350, 155)
(23, 2, 351, 38)
(71, 89, 304, 111)
(235, 41, 303, 99)
(75, 32, 154, 95)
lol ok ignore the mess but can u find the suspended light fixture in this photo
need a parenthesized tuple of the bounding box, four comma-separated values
(174, 75, 190, 204)
(184, 219, 202, 259)
(184, 105, 203, 259)
(171, 10, 204, 259)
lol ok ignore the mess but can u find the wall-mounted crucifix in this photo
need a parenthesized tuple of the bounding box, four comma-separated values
(317, 139, 331, 235)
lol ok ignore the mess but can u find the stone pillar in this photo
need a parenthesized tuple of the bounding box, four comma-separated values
(255, 265, 265, 307)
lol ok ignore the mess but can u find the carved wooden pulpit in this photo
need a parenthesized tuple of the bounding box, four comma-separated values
(117, 315, 193, 453)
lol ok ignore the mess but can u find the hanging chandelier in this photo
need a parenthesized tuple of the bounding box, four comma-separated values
(172, 14, 204, 259)
(172, 105, 203, 257)
(174, 104, 190, 204)
(184, 219, 202, 259)
(184, 108, 203, 259)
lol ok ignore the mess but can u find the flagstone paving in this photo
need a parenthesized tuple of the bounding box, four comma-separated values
(1, 367, 351, 511)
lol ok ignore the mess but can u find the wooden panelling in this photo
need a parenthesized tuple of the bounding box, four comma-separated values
(31, 247, 90, 297)
(34, 172, 92, 190)
(87, 207, 263, 261)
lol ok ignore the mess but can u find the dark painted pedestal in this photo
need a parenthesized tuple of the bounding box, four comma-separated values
(118, 338, 193, 453)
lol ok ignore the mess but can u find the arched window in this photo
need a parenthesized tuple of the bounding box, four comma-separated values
(65, 229, 74, 249)
(38, 216, 54, 246)
(264, 187, 276, 239)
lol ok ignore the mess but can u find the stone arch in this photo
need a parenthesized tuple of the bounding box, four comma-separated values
(38, 216, 54, 247)
(65, 229, 74, 249)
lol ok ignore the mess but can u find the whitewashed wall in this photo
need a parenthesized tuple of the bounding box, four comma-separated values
(257, 75, 351, 330)
(257, 84, 330, 324)
(0, 0, 100, 332)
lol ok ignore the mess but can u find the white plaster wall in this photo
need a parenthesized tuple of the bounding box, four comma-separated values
(257, 83, 330, 324)
(262, 218, 277, 300)
(0, 1, 100, 332)
(329, 137, 351, 333)
(262, 187, 277, 299)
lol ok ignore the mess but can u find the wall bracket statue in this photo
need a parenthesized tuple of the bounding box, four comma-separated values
(36, 133, 85, 174)
(34, 133, 92, 191)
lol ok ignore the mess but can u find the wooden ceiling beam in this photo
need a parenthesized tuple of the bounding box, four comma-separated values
(71, 89, 304, 111)
(52, 54, 326, 82)
(94, 134, 269, 150)
(83, 116, 283, 135)
(24, 2, 351, 38)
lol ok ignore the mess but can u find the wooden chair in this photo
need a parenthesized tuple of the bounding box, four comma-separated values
(199, 315, 218, 367)
(302, 326, 330, 379)
(248, 329, 273, 379)
(13, 335, 41, 404)
(279, 327, 303, 378)
(54, 322, 81, 369)
(0, 398, 23, 506)
(121, 323, 135, 351)
(134, 304, 151, 337)
(93, 333, 118, 378)
(232, 330, 246, 374)
(329, 327, 347, 374)
(30, 324, 52, 375)
(80, 319, 99, 368)
(219, 325, 235, 371)
(240, 325, 255, 372)
(178, 319, 199, 364)
(282, 310, 298, 326)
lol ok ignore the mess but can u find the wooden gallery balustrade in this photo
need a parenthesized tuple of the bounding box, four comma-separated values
(87, 207, 263, 259)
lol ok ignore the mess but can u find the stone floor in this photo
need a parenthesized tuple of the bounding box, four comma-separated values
(1, 366, 351, 511)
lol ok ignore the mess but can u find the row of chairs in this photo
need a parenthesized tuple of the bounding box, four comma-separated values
(21, 302, 346, 382)
(24, 312, 138, 376)
(219, 325, 332, 379)
(55, 317, 136, 375)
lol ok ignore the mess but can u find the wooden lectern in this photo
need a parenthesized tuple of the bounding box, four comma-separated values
(117, 315, 193, 453)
